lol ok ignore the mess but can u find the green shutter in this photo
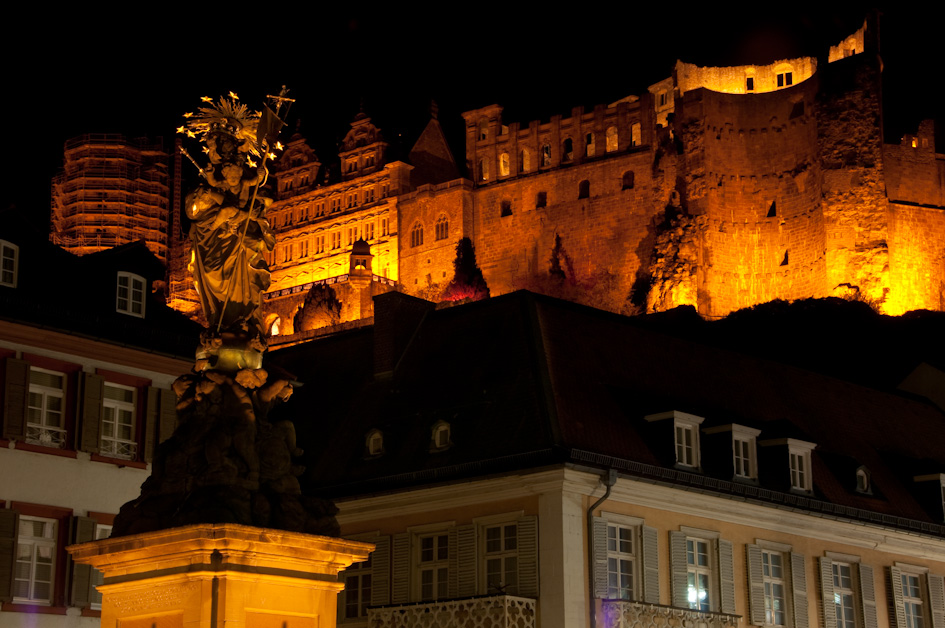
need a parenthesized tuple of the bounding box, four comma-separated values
(391, 532, 409, 603)
(370, 535, 391, 607)
(2, 357, 28, 440)
(718, 539, 736, 615)
(669, 531, 688, 608)
(641, 525, 660, 604)
(819, 557, 837, 628)
(791, 552, 809, 628)
(69, 516, 97, 607)
(592, 518, 608, 599)
(517, 515, 539, 599)
(859, 564, 878, 628)
(746, 544, 766, 624)
(0, 509, 18, 602)
(79, 373, 104, 454)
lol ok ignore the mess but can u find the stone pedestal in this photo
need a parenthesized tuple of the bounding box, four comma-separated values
(68, 523, 373, 628)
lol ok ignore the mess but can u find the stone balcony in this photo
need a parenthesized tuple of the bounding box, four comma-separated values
(602, 600, 740, 628)
(367, 595, 536, 628)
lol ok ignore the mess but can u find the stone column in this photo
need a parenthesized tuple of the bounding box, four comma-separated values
(69, 523, 372, 628)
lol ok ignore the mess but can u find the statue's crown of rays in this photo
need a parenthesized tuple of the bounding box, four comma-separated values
(178, 93, 263, 157)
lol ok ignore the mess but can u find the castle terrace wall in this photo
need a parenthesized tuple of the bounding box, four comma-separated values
(677, 77, 826, 317)
(676, 57, 816, 96)
(887, 203, 945, 314)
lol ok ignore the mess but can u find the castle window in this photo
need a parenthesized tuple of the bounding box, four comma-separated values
(435, 215, 449, 241)
(478, 119, 489, 141)
(116, 272, 146, 318)
(347, 193, 358, 208)
(541, 144, 552, 167)
(536, 191, 547, 208)
(365, 222, 375, 241)
(365, 187, 375, 203)
(411, 222, 424, 248)
(346, 159, 357, 174)
(331, 232, 341, 249)
(478, 157, 490, 182)
(658, 91, 668, 107)
(622, 171, 635, 190)
(381, 217, 389, 236)
(777, 72, 793, 87)
(365, 154, 376, 168)
(348, 227, 358, 246)
(499, 152, 510, 177)
(578, 180, 590, 199)
(606, 126, 618, 152)
(767, 201, 777, 218)
(315, 202, 325, 217)
(585, 132, 596, 157)
(631, 123, 642, 147)
(315, 235, 325, 253)
(501, 200, 512, 217)
(562, 138, 574, 162)
(781, 250, 789, 266)
(1, 239, 18, 287)
(519, 149, 532, 173)
(746, 76, 754, 92)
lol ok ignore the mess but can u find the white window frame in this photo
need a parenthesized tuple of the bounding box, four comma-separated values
(645, 410, 704, 469)
(116, 271, 146, 318)
(607, 521, 639, 601)
(832, 560, 857, 628)
(27, 367, 67, 449)
(343, 550, 372, 619)
(1, 239, 18, 288)
(788, 441, 815, 493)
(733, 426, 760, 480)
(101, 382, 137, 460)
(686, 536, 713, 611)
(483, 521, 519, 595)
(762, 548, 789, 626)
(417, 531, 450, 601)
(901, 570, 926, 628)
(13, 515, 58, 605)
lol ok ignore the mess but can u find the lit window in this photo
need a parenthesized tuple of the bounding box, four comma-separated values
(687, 538, 712, 611)
(411, 222, 424, 248)
(101, 383, 136, 460)
(789, 443, 814, 493)
(499, 153, 510, 177)
(631, 123, 642, 147)
(762, 550, 787, 626)
(607, 524, 636, 600)
(14, 515, 57, 605)
(833, 562, 856, 628)
(732, 426, 760, 480)
(27, 368, 67, 448)
(606, 126, 618, 152)
(485, 524, 518, 594)
(418, 533, 449, 601)
(1, 239, 18, 288)
(344, 553, 373, 618)
(116, 272, 146, 318)
(435, 215, 449, 241)
(541, 144, 552, 167)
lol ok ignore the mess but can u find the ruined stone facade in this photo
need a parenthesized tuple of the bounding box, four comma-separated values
(169, 16, 944, 329)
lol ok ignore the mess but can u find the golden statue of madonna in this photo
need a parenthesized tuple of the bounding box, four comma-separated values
(178, 90, 292, 371)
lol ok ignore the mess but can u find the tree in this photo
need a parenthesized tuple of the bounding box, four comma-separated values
(441, 238, 490, 302)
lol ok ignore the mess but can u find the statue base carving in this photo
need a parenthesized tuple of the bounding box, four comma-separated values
(69, 523, 373, 628)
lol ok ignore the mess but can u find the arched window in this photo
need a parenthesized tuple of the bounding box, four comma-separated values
(478, 157, 490, 182)
(562, 138, 574, 162)
(411, 222, 424, 248)
(478, 119, 489, 141)
(856, 467, 871, 494)
(431, 421, 451, 450)
(578, 180, 590, 199)
(499, 152, 510, 177)
(585, 132, 596, 157)
(519, 148, 531, 173)
(541, 144, 552, 167)
(366, 429, 384, 456)
(622, 171, 635, 190)
(435, 215, 449, 241)
(606, 126, 618, 152)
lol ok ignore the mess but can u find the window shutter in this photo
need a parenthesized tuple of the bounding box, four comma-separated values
(144, 386, 160, 462)
(2, 357, 28, 440)
(0, 509, 18, 602)
(371, 535, 391, 607)
(928, 573, 945, 628)
(669, 531, 688, 608)
(791, 552, 809, 628)
(454, 524, 477, 597)
(448, 527, 459, 598)
(718, 539, 736, 615)
(818, 557, 837, 628)
(391, 532, 409, 604)
(858, 564, 878, 628)
(79, 373, 104, 454)
(517, 515, 539, 599)
(642, 525, 660, 604)
(889, 566, 906, 628)
(159, 388, 177, 443)
(592, 518, 608, 599)
(746, 544, 766, 625)
(69, 516, 97, 607)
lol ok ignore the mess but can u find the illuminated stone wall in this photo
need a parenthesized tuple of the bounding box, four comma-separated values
(676, 57, 817, 96)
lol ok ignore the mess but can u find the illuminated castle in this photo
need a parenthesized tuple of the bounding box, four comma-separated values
(51, 134, 172, 264)
(177, 16, 944, 332)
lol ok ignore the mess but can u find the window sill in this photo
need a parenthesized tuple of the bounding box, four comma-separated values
(90, 453, 148, 469)
(13, 442, 78, 458)
(1, 603, 68, 615)
(81, 608, 102, 617)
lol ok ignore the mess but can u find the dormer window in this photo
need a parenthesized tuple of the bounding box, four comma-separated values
(856, 466, 871, 494)
(645, 410, 704, 469)
(366, 429, 384, 456)
(788, 441, 814, 493)
(116, 272, 146, 318)
(431, 421, 451, 451)
(913, 473, 945, 521)
(1, 240, 18, 287)
(704, 424, 760, 481)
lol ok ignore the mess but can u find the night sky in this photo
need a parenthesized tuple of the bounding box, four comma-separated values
(4, 5, 941, 225)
